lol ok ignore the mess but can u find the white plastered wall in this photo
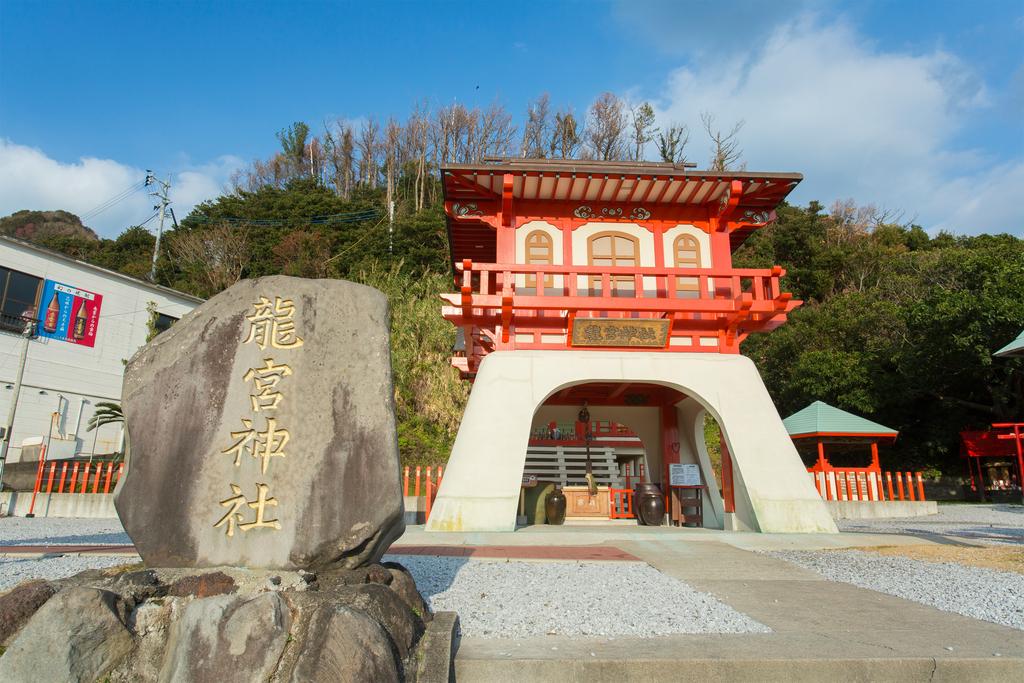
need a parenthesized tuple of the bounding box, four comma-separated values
(674, 397, 726, 529)
(427, 350, 837, 534)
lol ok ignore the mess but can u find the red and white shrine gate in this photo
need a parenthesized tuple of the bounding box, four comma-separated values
(426, 159, 836, 533)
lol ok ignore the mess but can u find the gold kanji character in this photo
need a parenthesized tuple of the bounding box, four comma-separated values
(221, 417, 289, 474)
(214, 484, 246, 537)
(239, 483, 281, 531)
(243, 296, 304, 350)
(243, 358, 292, 411)
(214, 483, 281, 536)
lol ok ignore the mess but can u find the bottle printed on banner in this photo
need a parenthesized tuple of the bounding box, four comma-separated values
(44, 292, 60, 333)
(73, 302, 88, 340)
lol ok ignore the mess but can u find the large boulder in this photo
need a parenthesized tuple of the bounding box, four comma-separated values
(115, 276, 405, 569)
(290, 604, 400, 683)
(0, 587, 134, 682)
(0, 579, 56, 645)
(157, 593, 292, 683)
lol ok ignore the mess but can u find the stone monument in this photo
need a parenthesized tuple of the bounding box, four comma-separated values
(115, 275, 405, 569)
(0, 276, 456, 682)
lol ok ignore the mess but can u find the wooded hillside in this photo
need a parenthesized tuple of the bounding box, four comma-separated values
(5, 92, 1021, 474)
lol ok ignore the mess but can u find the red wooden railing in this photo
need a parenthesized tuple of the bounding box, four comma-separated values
(809, 469, 925, 502)
(609, 488, 635, 519)
(33, 460, 124, 495)
(403, 465, 444, 521)
(26, 459, 125, 515)
(443, 260, 802, 373)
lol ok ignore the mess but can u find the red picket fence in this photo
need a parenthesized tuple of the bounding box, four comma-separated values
(609, 488, 635, 519)
(403, 465, 444, 521)
(35, 460, 124, 496)
(26, 458, 125, 517)
(808, 469, 925, 502)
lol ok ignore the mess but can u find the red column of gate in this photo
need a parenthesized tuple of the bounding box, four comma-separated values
(721, 440, 735, 514)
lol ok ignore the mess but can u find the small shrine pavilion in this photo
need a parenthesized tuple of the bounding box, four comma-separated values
(783, 401, 898, 475)
(959, 330, 1024, 501)
(426, 158, 836, 534)
(994, 329, 1024, 358)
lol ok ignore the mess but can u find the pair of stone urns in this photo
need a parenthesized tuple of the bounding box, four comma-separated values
(544, 483, 665, 526)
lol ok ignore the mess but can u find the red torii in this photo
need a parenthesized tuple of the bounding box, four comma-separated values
(993, 422, 1024, 504)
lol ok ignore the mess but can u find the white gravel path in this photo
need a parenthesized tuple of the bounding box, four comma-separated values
(388, 555, 769, 638)
(768, 549, 1024, 631)
(0, 555, 131, 592)
(838, 503, 1024, 545)
(0, 517, 130, 546)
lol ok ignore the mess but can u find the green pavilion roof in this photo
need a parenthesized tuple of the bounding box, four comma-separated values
(783, 401, 897, 439)
(994, 329, 1024, 358)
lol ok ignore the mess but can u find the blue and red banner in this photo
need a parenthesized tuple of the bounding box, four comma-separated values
(37, 279, 102, 347)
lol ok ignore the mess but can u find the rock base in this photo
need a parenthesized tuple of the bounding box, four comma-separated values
(0, 561, 455, 683)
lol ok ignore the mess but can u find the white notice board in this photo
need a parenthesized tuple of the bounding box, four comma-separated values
(669, 463, 701, 487)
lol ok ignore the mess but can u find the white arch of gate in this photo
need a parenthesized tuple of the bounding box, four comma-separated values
(426, 350, 837, 534)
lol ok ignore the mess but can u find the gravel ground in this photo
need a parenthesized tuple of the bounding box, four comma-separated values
(388, 555, 769, 638)
(838, 503, 1024, 545)
(0, 517, 130, 546)
(0, 555, 132, 592)
(0, 518, 134, 592)
(768, 549, 1024, 631)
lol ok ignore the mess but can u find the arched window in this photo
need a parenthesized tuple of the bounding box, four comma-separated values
(524, 230, 553, 289)
(588, 231, 639, 296)
(673, 234, 701, 294)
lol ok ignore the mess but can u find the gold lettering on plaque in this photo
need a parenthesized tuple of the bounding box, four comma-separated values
(570, 319, 670, 348)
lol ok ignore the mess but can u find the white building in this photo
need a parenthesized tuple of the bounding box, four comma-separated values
(0, 236, 201, 463)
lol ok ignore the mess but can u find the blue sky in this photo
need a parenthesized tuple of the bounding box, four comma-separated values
(1, 0, 1022, 236)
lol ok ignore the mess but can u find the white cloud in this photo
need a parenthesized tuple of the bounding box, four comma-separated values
(650, 15, 1020, 235)
(0, 140, 243, 238)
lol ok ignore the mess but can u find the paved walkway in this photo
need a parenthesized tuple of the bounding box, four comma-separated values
(451, 538, 1024, 681)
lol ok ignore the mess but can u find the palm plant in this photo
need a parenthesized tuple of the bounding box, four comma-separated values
(86, 402, 123, 432)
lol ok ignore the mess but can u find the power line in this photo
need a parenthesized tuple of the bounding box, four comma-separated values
(80, 180, 147, 222)
(184, 208, 381, 227)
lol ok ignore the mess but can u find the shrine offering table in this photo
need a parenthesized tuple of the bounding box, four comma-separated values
(563, 486, 610, 518)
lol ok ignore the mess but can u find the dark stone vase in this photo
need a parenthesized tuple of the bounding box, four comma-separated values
(545, 488, 566, 525)
(634, 483, 664, 526)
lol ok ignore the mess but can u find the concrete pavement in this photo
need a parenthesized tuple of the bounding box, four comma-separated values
(430, 531, 1024, 681)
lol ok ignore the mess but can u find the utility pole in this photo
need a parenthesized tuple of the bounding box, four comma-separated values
(0, 316, 36, 496)
(146, 172, 171, 282)
(388, 200, 395, 256)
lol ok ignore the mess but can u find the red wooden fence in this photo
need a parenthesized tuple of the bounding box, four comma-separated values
(809, 469, 925, 502)
(403, 465, 444, 522)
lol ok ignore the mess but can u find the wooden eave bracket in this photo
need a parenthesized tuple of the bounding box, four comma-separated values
(715, 180, 744, 229)
(500, 173, 515, 227)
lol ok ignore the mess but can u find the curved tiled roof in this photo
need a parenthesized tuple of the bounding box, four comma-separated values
(783, 401, 897, 438)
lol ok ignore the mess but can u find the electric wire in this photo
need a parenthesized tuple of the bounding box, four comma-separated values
(80, 180, 148, 222)
(185, 207, 381, 227)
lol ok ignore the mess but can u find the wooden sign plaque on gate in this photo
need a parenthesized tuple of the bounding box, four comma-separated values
(570, 318, 670, 348)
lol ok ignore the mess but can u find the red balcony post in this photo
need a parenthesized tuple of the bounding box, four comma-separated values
(58, 462, 68, 494)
